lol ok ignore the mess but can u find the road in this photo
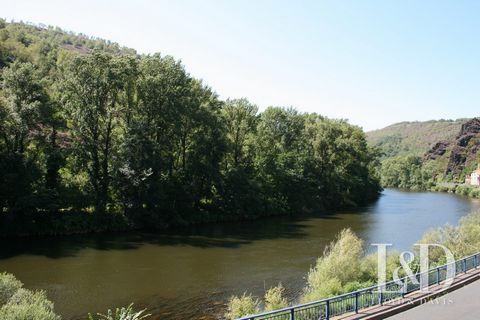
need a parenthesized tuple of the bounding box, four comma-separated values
(388, 279, 480, 320)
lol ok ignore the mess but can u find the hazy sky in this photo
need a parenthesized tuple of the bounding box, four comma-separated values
(2, 0, 480, 130)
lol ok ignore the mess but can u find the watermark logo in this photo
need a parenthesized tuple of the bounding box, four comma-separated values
(372, 243, 456, 294)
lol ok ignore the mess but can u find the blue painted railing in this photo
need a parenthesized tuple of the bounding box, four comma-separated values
(238, 252, 480, 320)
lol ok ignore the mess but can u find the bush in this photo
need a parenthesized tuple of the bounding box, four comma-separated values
(88, 303, 150, 320)
(0, 273, 60, 320)
(0, 289, 60, 320)
(225, 293, 260, 320)
(417, 211, 480, 262)
(302, 229, 363, 302)
(0, 273, 22, 305)
(264, 284, 288, 311)
(232, 216, 480, 317)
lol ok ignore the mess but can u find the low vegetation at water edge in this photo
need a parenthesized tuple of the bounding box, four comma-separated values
(0, 272, 151, 320)
(0, 272, 60, 320)
(88, 304, 150, 320)
(227, 211, 480, 319)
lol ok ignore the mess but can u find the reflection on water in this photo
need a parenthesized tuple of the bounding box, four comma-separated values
(1, 189, 479, 319)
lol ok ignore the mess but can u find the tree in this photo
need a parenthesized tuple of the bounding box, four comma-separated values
(254, 107, 307, 212)
(0, 62, 48, 211)
(221, 98, 258, 169)
(0, 21, 382, 235)
(1, 61, 47, 154)
(62, 52, 136, 214)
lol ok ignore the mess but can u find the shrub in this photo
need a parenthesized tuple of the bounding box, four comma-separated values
(87, 304, 150, 320)
(233, 216, 480, 317)
(264, 284, 288, 311)
(417, 211, 480, 262)
(0, 288, 60, 320)
(225, 293, 260, 320)
(302, 228, 363, 302)
(0, 273, 23, 305)
(0, 272, 61, 320)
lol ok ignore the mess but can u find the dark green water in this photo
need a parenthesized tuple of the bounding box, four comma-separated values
(1, 189, 479, 319)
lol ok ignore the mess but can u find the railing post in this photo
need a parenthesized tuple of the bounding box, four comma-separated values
(436, 267, 440, 285)
(355, 292, 359, 313)
(475, 255, 478, 269)
(325, 300, 330, 320)
(290, 307, 294, 320)
(379, 290, 383, 306)
(463, 258, 467, 273)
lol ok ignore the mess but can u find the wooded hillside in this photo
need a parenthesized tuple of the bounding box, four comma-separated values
(0, 21, 381, 236)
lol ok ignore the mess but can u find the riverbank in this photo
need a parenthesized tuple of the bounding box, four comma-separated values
(0, 194, 381, 237)
(228, 208, 480, 319)
(431, 183, 480, 199)
(1, 189, 477, 319)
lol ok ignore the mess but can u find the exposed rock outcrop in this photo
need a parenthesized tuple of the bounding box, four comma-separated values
(425, 140, 450, 160)
(445, 118, 480, 176)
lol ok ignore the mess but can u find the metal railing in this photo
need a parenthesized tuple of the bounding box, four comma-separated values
(238, 252, 480, 320)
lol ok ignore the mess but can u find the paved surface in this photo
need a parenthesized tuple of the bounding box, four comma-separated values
(388, 279, 480, 320)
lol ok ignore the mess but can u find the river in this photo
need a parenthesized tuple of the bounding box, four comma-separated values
(1, 189, 479, 319)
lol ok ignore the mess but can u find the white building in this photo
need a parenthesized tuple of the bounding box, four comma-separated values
(470, 169, 480, 186)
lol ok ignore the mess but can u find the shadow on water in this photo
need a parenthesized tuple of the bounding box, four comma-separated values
(0, 194, 384, 260)
(0, 212, 329, 259)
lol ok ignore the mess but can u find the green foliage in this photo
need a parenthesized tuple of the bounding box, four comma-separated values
(370, 118, 480, 193)
(88, 304, 150, 320)
(0, 21, 381, 236)
(233, 228, 405, 315)
(264, 284, 288, 311)
(367, 119, 466, 159)
(454, 185, 480, 198)
(0, 273, 22, 306)
(0, 273, 60, 320)
(418, 211, 480, 262)
(380, 155, 432, 190)
(62, 52, 136, 214)
(225, 293, 260, 320)
(231, 215, 480, 316)
(303, 229, 364, 302)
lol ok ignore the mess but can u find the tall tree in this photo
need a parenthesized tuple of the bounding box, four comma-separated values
(221, 98, 258, 169)
(62, 52, 135, 214)
(0, 62, 48, 210)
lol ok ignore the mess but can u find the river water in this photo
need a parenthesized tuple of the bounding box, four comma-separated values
(1, 189, 479, 319)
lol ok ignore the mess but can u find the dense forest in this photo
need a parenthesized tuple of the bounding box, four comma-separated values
(0, 21, 381, 236)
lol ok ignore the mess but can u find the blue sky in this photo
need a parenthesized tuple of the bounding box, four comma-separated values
(2, 0, 480, 130)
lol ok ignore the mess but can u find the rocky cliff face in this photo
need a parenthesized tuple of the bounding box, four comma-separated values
(424, 140, 450, 160)
(444, 118, 480, 176)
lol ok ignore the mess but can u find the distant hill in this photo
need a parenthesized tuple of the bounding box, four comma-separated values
(366, 119, 469, 158)
(371, 118, 480, 189)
